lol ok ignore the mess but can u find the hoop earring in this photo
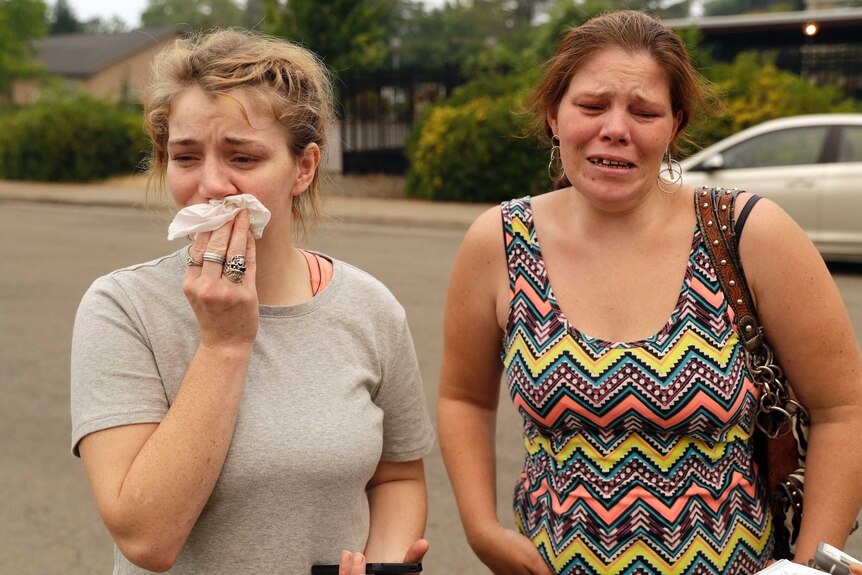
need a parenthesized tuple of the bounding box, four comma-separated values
(548, 135, 564, 181)
(657, 149, 683, 194)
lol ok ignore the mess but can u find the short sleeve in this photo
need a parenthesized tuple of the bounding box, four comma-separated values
(373, 313, 435, 461)
(70, 275, 168, 456)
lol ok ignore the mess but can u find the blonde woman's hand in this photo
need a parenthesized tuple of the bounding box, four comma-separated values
(336, 540, 428, 575)
(338, 550, 365, 575)
(185, 209, 258, 350)
(401, 538, 429, 565)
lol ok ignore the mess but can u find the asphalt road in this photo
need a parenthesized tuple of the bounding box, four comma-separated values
(1, 199, 861, 574)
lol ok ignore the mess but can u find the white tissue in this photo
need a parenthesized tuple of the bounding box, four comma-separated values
(167, 194, 272, 241)
(754, 559, 821, 574)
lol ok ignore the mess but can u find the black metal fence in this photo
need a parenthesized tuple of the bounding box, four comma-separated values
(337, 66, 465, 175)
(797, 43, 862, 99)
(740, 43, 862, 99)
(699, 35, 862, 99)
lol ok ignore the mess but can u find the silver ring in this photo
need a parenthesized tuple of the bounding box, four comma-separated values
(202, 252, 226, 265)
(223, 255, 247, 283)
(187, 256, 202, 267)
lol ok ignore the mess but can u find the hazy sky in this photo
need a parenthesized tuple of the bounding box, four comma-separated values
(66, 0, 147, 27)
(65, 0, 444, 30)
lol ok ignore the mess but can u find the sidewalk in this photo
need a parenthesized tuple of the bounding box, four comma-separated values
(0, 174, 492, 230)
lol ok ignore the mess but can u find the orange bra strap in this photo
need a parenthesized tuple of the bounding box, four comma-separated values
(301, 250, 333, 296)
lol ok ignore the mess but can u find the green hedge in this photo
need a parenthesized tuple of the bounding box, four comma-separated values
(405, 83, 548, 204)
(405, 93, 547, 203)
(0, 94, 149, 182)
(684, 52, 861, 156)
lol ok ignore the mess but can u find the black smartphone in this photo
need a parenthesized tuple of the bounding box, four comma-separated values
(311, 562, 422, 574)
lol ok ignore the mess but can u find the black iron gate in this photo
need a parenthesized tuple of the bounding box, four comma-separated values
(338, 66, 464, 174)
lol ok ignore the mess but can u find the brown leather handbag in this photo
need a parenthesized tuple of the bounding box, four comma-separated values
(694, 187, 808, 560)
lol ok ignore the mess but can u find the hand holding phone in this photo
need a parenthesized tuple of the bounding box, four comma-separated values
(814, 542, 862, 575)
(311, 562, 422, 574)
(313, 537, 428, 574)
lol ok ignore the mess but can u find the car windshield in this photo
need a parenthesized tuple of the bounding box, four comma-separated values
(721, 126, 828, 169)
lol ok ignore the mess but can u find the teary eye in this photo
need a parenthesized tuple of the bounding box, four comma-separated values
(232, 155, 259, 166)
(578, 103, 604, 113)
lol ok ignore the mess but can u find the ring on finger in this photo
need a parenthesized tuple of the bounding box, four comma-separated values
(202, 251, 226, 265)
(223, 255, 247, 283)
(186, 256, 203, 267)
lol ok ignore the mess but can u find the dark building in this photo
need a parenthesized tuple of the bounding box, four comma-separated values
(664, 8, 862, 98)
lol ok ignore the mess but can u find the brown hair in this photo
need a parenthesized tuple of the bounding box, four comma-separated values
(143, 28, 335, 237)
(530, 10, 719, 186)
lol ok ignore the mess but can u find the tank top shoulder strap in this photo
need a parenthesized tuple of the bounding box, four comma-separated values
(501, 196, 539, 292)
(301, 250, 333, 296)
(501, 196, 535, 247)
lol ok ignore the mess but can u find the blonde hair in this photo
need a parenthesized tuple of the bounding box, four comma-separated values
(143, 28, 335, 236)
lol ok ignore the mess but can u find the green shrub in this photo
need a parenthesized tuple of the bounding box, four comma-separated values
(684, 52, 861, 156)
(405, 80, 548, 204)
(0, 94, 148, 182)
(406, 63, 550, 204)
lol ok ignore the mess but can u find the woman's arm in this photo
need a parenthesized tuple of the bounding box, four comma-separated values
(363, 458, 429, 561)
(437, 207, 553, 575)
(738, 196, 862, 564)
(78, 213, 258, 572)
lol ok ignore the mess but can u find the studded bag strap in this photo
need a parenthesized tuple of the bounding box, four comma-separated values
(695, 191, 812, 562)
(693, 187, 764, 355)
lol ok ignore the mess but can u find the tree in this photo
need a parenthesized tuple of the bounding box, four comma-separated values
(263, 0, 389, 72)
(49, 0, 82, 35)
(243, 0, 265, 29)
(82, 15, 129, 34)
(382, 0, 563, 72)
(141, 0, 245, 30)
(0, 0, 48, 95)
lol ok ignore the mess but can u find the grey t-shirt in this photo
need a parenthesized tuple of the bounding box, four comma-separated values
(71, 247, 435, 574)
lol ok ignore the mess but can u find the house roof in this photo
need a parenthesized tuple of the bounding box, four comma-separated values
(663, 8, 862, 45)
(33, 26, 186, 78)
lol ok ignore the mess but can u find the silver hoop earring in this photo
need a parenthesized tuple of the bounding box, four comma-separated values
(548, 135, 564, 181)
(657, 149, 683, 194)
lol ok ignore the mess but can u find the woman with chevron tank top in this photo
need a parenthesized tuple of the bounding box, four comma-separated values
(437, 10, 862, 575)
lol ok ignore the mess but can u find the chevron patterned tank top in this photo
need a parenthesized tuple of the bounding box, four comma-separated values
(501, 197, 772, 574)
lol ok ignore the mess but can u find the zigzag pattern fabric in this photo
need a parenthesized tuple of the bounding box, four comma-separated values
(501, 197, 772, 574)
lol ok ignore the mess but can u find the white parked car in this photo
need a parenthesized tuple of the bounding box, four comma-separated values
(680, 114, 862, 262)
